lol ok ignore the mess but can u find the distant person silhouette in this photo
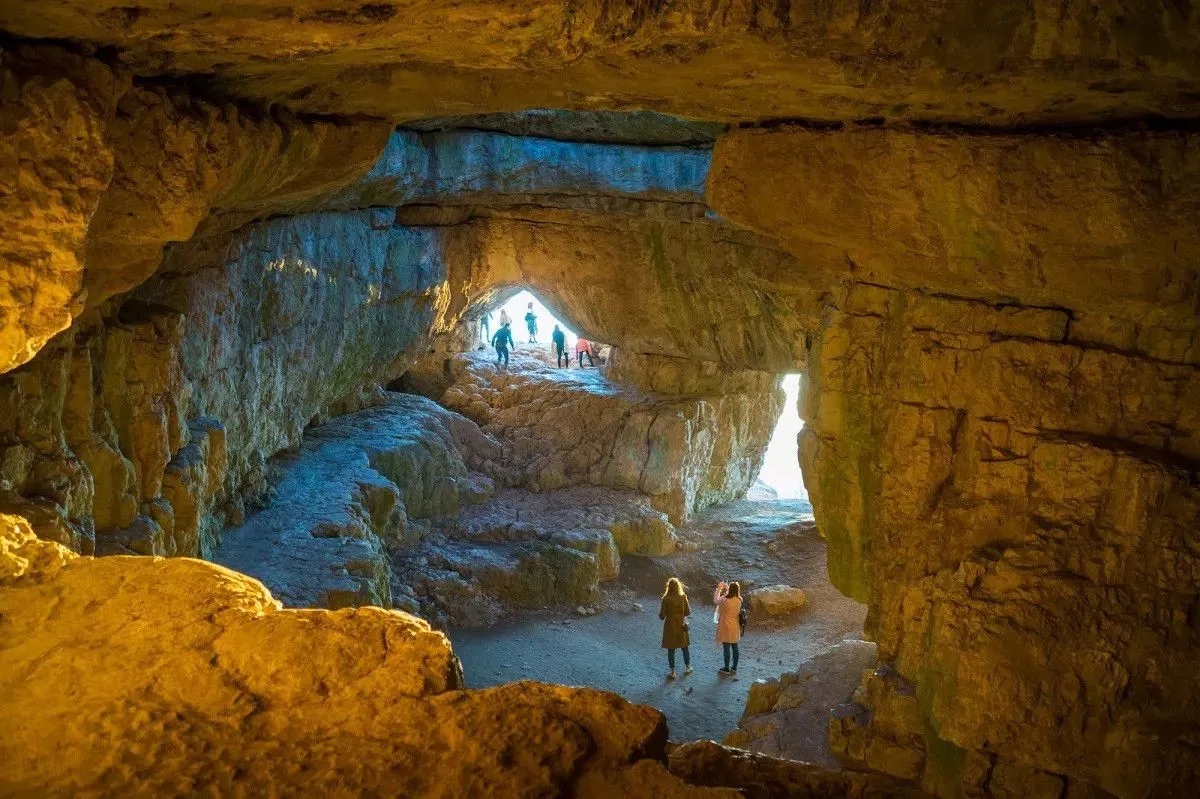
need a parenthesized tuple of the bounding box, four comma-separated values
(551, 325, 567, 368)
(479, 311, 492, 346)
(491, 322, 514, 369)
(659, 578, 692, 679)
(524, 302, 538, 344)
(499, 308, 511, 328)
(575, 337, 595, 368)
(713, 581, 742, 676)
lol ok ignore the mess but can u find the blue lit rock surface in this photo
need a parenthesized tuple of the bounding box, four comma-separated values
(211, 393, 499, 609)
(335, 129, 710, 209)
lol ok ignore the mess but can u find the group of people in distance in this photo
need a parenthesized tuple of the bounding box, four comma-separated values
(482, 302, 596, 370)
(658, 578, 743, 680)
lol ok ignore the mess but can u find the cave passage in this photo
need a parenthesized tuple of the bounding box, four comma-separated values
(485, 289, 583, 352)
(755, 374, 810, 505)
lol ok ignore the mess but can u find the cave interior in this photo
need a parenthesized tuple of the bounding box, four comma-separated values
(2, 4, 1200, 798)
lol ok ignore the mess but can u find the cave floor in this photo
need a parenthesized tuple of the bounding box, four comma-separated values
(450, 499, 867, 749)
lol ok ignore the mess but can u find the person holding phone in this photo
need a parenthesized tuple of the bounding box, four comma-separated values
(713, 580, 742, 675)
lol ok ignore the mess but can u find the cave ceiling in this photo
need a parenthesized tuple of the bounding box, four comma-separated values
(3, 1, 1199, 125)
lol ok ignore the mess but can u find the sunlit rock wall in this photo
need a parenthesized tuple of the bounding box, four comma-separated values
(0, 513, 720, 798)
(803, 285, 1200, 797)
(4, 1, 1199, 124)
(709, 126, 1200, 798)
(436, 209, 823, 371)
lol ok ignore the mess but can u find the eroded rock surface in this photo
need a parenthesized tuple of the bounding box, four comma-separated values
(726, 639, 878, 768)
(212, 394, 499, 609)
(412, 350, 782, 523)
(670, 740, 929, 799)
(0, 512, 737, 798)
(405, 485, 678, 627)
(798, 283, 1200, 796)
(4, 3, 1198, 124)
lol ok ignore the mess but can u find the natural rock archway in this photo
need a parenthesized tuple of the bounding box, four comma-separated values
(2, 8, 1199, 798)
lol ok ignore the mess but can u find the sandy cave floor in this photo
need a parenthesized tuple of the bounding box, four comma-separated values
(450, 499, 867, 746)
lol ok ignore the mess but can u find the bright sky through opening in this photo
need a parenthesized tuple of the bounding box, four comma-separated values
(486, 289, 579, 348)
(756, 374, 809, 501)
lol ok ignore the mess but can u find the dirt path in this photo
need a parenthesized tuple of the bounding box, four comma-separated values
(450, 499, 866, 744)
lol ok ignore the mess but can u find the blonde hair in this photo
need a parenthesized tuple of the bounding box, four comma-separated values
(662, 577, 686, 598)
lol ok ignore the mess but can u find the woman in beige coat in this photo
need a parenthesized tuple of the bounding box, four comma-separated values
(713, 581, 742, 675)
(659, 578, 692, 679)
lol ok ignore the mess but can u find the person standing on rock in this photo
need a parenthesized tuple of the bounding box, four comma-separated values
(524, 302, 539, 344)
(499, 308, 511, 328)
(575, 337, 595, 368)
(492, 322, 515, 369)
(714, 581, 742, 676)
(551, 324, 568, 368)
(659, 577, 692, 679)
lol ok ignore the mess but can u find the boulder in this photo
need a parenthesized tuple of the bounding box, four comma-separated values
(746, 585, 808, 616)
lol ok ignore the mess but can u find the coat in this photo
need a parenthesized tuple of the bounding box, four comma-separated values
(659, 593, 691, 649)
(492, 326, 514, 349)
(714, 587, 742, 644)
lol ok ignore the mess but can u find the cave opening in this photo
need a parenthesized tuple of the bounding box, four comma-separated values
(486, 288, 579, 350)
(753, 373, 810, 508)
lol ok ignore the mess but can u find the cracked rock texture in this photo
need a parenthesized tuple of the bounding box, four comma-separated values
(3, 2, 1198, 124)
(798, 283, 1200, 797)
(212, 393, 500, 610)
(0, 513, 735, 798)
(725, 639, 878, 767)
(406, 485, 678, 627)
(409, 350, 782, 524)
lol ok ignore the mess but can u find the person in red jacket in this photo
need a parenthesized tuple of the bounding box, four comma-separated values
(575, 337, 595, 368)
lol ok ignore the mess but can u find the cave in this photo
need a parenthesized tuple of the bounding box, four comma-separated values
(2, 6, 1199, 798)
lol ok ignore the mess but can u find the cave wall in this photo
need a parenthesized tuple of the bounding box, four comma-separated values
(0, 208, 452, 560)
(2, 44, 816, 554)
(709, 127, 1200, 797)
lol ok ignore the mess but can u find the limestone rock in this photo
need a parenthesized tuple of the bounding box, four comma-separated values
(2, 513, 722, 797)
(405, 110, 723, 146)
(726, 640, 878, 769)
(398, 486, 680, 627)
(746, 584, 809, 616)
(4, 2, 1199, 125)
(669, 740, 929, 799)
(0, 46, 121, 373)
(440, 211, 819, 371)
(334, 128, 708, 210)
(421, 350, 782, 524)
(800, 282, 1200, 795)
(213, 394, 500, 609)
(709, 126, 1200, 343)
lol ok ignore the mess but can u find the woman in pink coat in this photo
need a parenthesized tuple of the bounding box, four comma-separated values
(713, 581, 742, 675)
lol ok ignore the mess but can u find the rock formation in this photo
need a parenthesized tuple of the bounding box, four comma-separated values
(2, 6, 1199, 797)
(0, 513, 732, 798)
(411, 349, 782, 523)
